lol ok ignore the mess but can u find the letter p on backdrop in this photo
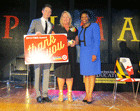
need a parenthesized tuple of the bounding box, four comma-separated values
(2, 15, 19, 39)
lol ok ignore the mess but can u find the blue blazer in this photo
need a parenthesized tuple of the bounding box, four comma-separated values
(78, 23, 100, 56)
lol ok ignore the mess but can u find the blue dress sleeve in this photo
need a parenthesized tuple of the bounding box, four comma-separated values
(92, 23, 100, 56)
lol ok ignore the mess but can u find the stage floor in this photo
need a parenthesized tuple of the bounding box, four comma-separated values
(0, 83, 140, 111)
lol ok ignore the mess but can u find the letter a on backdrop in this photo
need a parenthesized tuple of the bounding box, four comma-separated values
(118, 17, 140, 42)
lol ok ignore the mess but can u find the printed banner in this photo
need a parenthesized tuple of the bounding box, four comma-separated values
(24, 34, 68, 64)
(95, 71, 126, 84)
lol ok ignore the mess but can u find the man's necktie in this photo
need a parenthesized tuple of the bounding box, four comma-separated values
(45, 21, 48, 34)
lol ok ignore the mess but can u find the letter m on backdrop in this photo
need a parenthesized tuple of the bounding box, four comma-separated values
(2, 15, 19, 39)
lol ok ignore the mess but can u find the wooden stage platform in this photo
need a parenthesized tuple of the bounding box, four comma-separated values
(0, 82, 140, 111)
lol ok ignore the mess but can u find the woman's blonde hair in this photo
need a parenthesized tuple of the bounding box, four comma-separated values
(60, 11, 72, 27)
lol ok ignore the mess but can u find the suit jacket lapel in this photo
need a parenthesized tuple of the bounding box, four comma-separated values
(38, 18, 53, 34)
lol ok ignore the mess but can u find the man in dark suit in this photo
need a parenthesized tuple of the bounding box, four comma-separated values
(27, 4, 53, 103)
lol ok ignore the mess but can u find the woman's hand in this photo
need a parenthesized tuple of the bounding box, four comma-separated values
(75, 36, 79, 45)
(67, 40, 76, 47)
(70, 40, 76, 47)
(92, 55, 97, 62)
(68, 42, 71, 46)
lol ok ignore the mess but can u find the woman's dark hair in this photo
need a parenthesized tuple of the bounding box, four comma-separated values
(42, 4, 52, 10)
(79, 10, 91, 18)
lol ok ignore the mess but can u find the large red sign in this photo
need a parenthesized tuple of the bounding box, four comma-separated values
(24, 34, 68, 64)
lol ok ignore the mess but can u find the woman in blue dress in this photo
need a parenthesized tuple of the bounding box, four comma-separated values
(78, 11, 101, 104)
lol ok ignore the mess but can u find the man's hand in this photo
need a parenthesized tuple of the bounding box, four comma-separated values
(35, 31, 42, 35)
